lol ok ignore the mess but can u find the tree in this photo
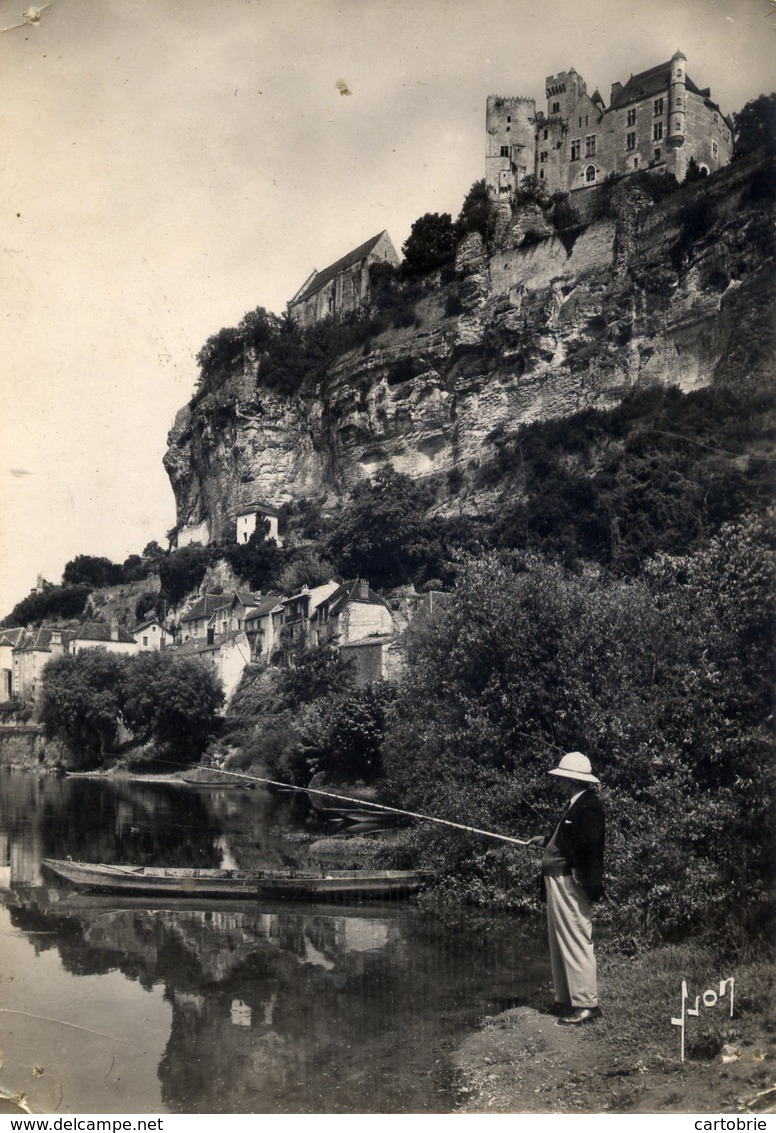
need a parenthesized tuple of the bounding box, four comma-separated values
(222, 523, 282, 591)
(158, 545, 211, 606)
(456, 180, 499, 247)
(733, 93, 776, 157)
(5, 583, 90, 627)
(324, 466, 438, 588)
(62, 555, 124, 589)
(39, 651, 127, 767)
(294, 680, 397, 783)
(402, 213, 458, 276)
(121, 651, 224, 760)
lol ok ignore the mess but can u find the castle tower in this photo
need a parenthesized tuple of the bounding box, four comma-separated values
(485, 95, 536, 202)
(544, 68, 587, 119)
(668, 49, 687, 148)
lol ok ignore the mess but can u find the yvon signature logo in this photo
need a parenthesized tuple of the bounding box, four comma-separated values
(671, 977, 735, 1061)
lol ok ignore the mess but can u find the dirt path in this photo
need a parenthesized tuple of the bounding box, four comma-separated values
(453, 1005, 775, 1114)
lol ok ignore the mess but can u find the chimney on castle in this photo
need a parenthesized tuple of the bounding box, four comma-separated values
(110, 618, 119, 642)
(610, 81, 623, 103)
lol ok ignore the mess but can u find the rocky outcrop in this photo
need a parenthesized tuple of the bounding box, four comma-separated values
(165, 156, 775, 544)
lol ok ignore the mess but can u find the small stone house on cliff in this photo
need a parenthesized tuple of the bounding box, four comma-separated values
(487, 50, 733, 199)
(287, 231, 400, 328)
(133, 619, 174, 652)
(0, 628, 25, 701)
(235, 502, 281, 546)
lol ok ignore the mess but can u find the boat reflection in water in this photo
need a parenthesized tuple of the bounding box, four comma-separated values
(0, 770, 545, 1113)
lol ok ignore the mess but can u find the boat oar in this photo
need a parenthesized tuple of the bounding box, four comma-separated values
(184, 766, 536, 847)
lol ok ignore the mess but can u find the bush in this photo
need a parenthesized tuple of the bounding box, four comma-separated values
(5, 583, 90, 627)
(158, 545, 211, 606)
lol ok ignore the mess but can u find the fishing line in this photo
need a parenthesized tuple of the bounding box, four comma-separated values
(161, 762, 538, 847)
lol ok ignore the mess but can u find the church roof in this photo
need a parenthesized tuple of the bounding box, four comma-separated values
(610, 60, 705, 110)
(290, 232, 392, 305)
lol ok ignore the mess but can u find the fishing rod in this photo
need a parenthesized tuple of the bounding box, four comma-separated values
(177, 765, 538, 848)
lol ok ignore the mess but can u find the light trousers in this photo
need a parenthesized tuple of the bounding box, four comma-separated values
(544, 873, 598, 1008)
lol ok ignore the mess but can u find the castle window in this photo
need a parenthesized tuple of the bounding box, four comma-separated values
(713, 113, 718, 126)
(633, 157, 639, 168)
(579, 117, 582, 127)
(712, 140, 718, 158)
(552, 102, 560, 113)
(539, 168, 545, 179)
(585, 134, 596, 157)
(500, 145, 509, 157)
(627, 108, 636, 126)
(654, 147, 661, 161)
(540, 151, 548, 163)
(543, 129, 549, 139)
(654, 97, 664, 116)
(570, 139, 581, 161)
(507, 115, 512, 123)
(585, 164, 596, 183)
(626, 131, 636, 151)
(653, 122, 663, 141)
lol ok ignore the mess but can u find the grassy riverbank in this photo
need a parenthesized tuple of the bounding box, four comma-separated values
(452, 943, 774, 1114)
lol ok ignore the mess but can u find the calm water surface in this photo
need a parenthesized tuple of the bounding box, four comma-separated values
(0, 769, 546, 1114)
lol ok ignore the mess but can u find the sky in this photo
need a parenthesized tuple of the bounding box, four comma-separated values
(0, 0, 773, 619)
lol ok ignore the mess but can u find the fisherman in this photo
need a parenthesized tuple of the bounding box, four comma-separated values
(530, 751, 605, 1025)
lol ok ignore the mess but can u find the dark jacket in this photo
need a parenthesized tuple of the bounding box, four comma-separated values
(543, 788, 606, 902)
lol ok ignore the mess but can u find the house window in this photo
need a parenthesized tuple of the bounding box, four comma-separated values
(626, 131, 636, 151)
(540, 151, 548, 163)
(543, 129, 549, 139)
(627, 108, 636, 126)
(633, 157, 639, 168)
(500, 145, 509, 157)
(552, 101, 560, 113)
(585, 164, 596, 183)
(654, 147, 661, 161)
(654, 97, 664, 116)
(585, 134, 596, 157)
(507, 115, 512, 123)
(539, 168, 545, 179)
(570, 139, 580, 161)
(578, 117, 582, 127)
(653, 122, 663, 141)
(143, 636, 148, 647)
(243, 533, 248, 542)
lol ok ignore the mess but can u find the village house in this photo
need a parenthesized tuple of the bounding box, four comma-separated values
(244, 594, 283, 664)
(132, 619, 174, 652)
(205, 591, 262, 639)
(339, 635, 405, 685)
(486, 51, 733, 200)
(179, 593, 234, 642)
(0, 628, 25, 701)
(13, 626, 74, 700)
(70, 620, 139, 656)
(287, 231, 400, 328)
(271, 580, 340, 665)
(174, 630, 252, 705)
(234, 503, 281, 546)
(309, 579, 394, 649)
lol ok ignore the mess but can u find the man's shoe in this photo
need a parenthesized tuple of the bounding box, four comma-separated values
(556, 1006, 601, 1026)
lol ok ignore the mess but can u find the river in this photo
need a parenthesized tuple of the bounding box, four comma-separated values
(0, 768, 547, 1114)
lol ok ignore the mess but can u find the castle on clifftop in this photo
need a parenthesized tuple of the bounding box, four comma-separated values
(486, 50, 734, 200)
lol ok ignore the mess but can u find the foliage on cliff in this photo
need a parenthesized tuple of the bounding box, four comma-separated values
(383, 515, 774, 942)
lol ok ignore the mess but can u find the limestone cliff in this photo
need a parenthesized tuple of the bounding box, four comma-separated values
(165, 155, 775, 545)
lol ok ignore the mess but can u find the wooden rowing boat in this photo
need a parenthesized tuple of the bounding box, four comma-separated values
(40, 859, 433, 901)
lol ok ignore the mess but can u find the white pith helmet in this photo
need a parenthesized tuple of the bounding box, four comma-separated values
(548, 751, 600, 784)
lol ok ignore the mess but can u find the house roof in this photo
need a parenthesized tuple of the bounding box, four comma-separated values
(289, 232, 391, 306)
(610, 61, 705, 110)
(339, 634, 395, 649)
(244, 595, 283, 624)
(318, 579, 386, 616)
(173, 629, 249, 656)
(132, 619, 171, 635)
(74, 621, 137, 644)
(0, 627, 26, 648)
(17, 626, 76, 652)
(181, 593, 231, 623)
(235, 501, 281, 519)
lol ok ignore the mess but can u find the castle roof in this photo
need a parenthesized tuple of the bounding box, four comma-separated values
(610, 60, 706, 110)
(290, 232, 393, 305)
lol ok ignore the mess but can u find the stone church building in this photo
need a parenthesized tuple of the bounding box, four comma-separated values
(486, 51, 734, 200)
(287, 230, 399, 327)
